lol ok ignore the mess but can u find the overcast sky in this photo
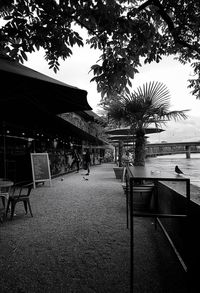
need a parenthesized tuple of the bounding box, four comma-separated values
(24, 44, 200, 143)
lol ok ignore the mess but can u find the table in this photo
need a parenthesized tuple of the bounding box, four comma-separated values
(126, 165, 190, 293)
(0, 179, 14, 187)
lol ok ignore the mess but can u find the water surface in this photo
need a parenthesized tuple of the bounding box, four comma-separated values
(146, 153, 200, 187)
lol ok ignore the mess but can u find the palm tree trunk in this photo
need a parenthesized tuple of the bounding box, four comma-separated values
(134, 129, 146, 166)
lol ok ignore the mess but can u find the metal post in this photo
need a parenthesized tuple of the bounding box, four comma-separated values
(186, 179, 190, 292)
(3, 121, 7, 179)
(130, 177, 134, 293)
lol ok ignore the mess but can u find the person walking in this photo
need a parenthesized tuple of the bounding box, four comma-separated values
(70, 149, 80, 172)
(84, 149, 91, 175)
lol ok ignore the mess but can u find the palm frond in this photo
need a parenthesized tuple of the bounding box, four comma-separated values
(103, 81, 189, 130)
(160, 110, 189, 121)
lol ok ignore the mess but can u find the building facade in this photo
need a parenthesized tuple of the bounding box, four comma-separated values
(0, 111, 109, 182)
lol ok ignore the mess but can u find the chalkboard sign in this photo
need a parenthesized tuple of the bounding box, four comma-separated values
(30, 153, 51, 188)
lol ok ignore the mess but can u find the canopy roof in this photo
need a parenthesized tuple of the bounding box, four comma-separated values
(0, 55, 91, 117)
(108, 135, 149, 142)
(105, 127, 164, 136)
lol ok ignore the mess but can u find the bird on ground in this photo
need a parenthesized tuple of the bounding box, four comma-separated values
(175, 165, 184, 175)
(83, 177, 89, 181)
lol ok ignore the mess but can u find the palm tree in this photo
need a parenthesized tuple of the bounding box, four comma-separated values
(104, 81, 189, 166)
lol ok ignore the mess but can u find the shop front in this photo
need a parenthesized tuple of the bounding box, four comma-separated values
(0, 55, 109, 181)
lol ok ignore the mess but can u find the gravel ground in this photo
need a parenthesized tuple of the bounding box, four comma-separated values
(0, 163, 190, 293)
(0, 164, 130, 293)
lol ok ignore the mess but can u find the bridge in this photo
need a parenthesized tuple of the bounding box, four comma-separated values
(146, 141, 200, 158)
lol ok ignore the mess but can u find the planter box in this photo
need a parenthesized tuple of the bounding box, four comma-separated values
(113, 167, 124, 180)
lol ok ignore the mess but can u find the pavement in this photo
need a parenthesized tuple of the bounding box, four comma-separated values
(0, 163, 188, 293)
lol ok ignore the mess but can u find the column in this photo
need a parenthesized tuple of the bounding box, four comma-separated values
(185, 145, 191, 159)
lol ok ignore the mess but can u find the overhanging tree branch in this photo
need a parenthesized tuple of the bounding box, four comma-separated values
(132, 0, 200, 55)
(152, 0, 200, 54)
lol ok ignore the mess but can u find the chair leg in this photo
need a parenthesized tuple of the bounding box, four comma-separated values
(10, 202, 16, 220)
(23, 201, 28, 214)
(0, 208, 5, 223)
(1, 197, 5, 207)
(27, 200, 33, 217)
(0, 214, 3, 223)
(6, 199, 11, 216)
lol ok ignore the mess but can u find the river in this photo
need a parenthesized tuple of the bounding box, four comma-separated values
(145, 153, 200, 187)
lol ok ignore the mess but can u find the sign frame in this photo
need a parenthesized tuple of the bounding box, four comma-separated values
(30, 153, 52, 188)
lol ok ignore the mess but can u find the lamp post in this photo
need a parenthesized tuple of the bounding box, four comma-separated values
(2, 121, 7, 180)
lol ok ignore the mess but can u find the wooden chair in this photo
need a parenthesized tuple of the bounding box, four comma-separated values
(131, 185, 154, 211)
(6, 182, 33, 220)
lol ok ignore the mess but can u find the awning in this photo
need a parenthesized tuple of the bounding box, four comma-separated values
(0, 106, 106, 146)
(0, 55, 92, 116)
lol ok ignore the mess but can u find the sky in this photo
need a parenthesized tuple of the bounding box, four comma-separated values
(24, 43, 200, 144)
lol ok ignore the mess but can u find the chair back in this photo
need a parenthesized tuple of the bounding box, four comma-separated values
(132, 185, 154, 212)
(11, 181, 33, 199)
(132, 185, 154, 193)
(0, 186, 11, 199)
